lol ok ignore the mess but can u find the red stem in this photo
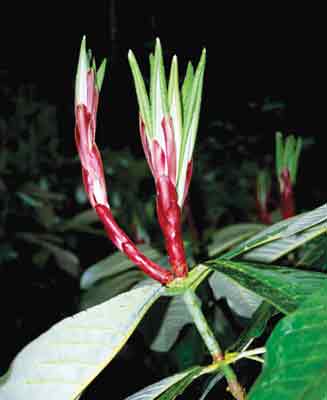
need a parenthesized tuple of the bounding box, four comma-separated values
(96, 204, 174, 284)
(156, 176, 188, 278)
(280, 169, 295, 219)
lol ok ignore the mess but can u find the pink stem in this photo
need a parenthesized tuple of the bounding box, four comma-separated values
(96, 204, 174, 284)
(156, 176, 188, 278)
(280, 169, 295, 219)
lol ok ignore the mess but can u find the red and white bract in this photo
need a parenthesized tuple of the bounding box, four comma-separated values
(129, 39, 206, 277)
(74, 37, 174, 285)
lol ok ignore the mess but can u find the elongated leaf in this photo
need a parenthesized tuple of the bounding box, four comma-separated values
(80, 244, 162, 289)
(208, 224, 264, 257)
(157, 367, 204, 399)
(249, 283, 327, 400)
(199, 372, 224, 400)
(221, 216, 295, 260)
(128, 50, 152, 135)
(181, 62, 194, 116)
(80, 270, 144, 310)
(123, 367, 203, 400)
(0, 283, 164, 400)
(209, 271, 262, 318)
(281, 203, 327, 237)
(206, 259, 327, 314)
(243, 223, 327, 263)
(222, 203, 327, 261)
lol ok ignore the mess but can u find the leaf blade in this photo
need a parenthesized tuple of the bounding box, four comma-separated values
(249, 283, 327, 400)
(206, 259, 327, 314)
(0, 283, 164, 400)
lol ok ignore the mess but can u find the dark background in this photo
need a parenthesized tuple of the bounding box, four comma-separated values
(1, 3, 325, 195)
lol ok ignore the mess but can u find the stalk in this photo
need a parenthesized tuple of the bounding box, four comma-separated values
(156, 175, 188, 277)
(95, 204, 174, 284)
(183, 289, 245, 400)
(280, 169, 295, 219)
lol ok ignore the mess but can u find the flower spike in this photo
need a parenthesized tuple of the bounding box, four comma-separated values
(275, 132, 302, 219)
(129, 39, 206, 277)
(74, 36, 173, 285)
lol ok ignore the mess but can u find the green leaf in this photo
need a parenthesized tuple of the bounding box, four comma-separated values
(248, 283, 327, 400)
(157, 367, 204, 399)
(128, 50, 152, 136)
(208, 223, 264, 257)
(123, 367, 203, 400)
(168, 56, 183, 168)
(181, 62, 194, 118)
(222, 203, 327, 261)
(243, 223, 327, 263)
(176, 49, 206, 202)
(283, 135, 296, 172)
(150, 38, 168, 144)
(96, 58, 107, 92)
(79, 270, 144, 310)
(281, 203, 327, 237)
(0, 282, 164, 400)
(80, 244, 162, 289)
(206, 259, 327, 314)
(209, 271, 262, 318)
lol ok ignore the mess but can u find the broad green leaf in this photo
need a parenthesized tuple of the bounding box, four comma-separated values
(222, 203, 327, 261)
(123, 367, 203, 400)
(208, 223, 264, 257)
(249, 283, 327, 400)
(0, 283, 164, 400)
(243, 223, 327, 263)
(206, 259, 327, 314)
(80, 244, 162, 289)
(141, 295, 194, 352)
(79, 270, 144, 310)
(209, 271, 262, 318)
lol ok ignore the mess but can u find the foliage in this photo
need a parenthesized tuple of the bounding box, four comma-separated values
(1, 41, 327, 400)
